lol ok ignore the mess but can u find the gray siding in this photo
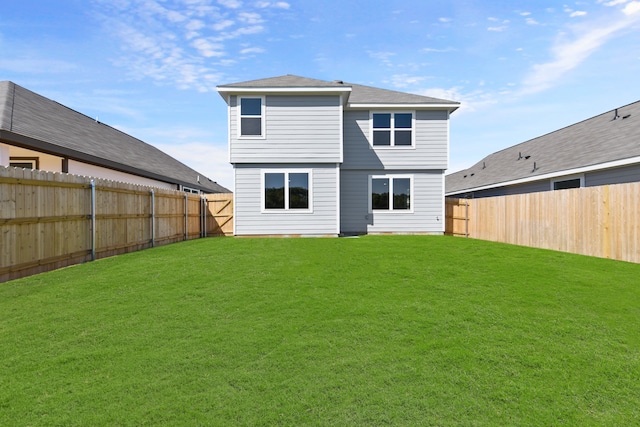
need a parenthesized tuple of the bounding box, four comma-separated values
(342, 110, 449, 170)
(586, 164, 640, 187)
(340, 170, 445, 234)
(234, 163, 339, 235)
(229, 95, 342, 163)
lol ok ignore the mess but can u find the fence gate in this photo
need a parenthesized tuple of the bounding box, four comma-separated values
(445, 198, 470, 237)
(206, 193, 233, 236)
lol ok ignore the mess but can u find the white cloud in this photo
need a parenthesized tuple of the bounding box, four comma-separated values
(389, 74, 428, 88)
(520, 11, 531, 16)
(192, 38, 225, 57)
(623, 1, 640, 14)
(239, 47, 265, 54)
(526, 18, 539, 25)
(238, 12, 264, 24)
(488, 26, 507, 32)
(422, 47, 454, 53)
(255, 1, 289, 8)
(520, 11, 640, 94)
(599, 0, 629, 6)
(570, 10, 588, 17)
(439, 17, 452, 23)
(218, 0, 242, 8)
(213, 20, 235, 31)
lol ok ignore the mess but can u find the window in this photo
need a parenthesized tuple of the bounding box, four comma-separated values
(370, 176, 412, 211)
(239, 97, 264, 137)
(371, 112, 413, 147)
(10, 157, 39, 169)
(263, 171, 311, 211)
(551, 175, 584, 191)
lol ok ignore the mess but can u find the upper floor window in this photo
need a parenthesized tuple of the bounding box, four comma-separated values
(239, 96, 264, 137)
(371, 112, 414, 147)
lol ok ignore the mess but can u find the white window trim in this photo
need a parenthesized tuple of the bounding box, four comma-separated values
(238, 95, 266, 139)
(369, 111, 415, 149)
(368, 174, 414, 213)
(550, 174, 584, 191)
(261, 169, 313, 213)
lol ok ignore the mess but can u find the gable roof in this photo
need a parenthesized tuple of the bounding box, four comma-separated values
(446, 100, 640, 196)
(0, 81, 229, 193)
(217, 74, 459, 110)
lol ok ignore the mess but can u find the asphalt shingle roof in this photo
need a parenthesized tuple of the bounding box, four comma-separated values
(0, 81, 229, 193)
(218, 74, 459, 107)
(446, 100, 640, 195)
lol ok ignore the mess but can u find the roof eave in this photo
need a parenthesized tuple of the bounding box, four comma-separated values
(445, 154, 640, 196)
(347, 103, 459, 112)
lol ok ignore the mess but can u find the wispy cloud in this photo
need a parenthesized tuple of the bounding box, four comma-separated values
(520, 4, 640, 94)
(94, 0, 281, 92)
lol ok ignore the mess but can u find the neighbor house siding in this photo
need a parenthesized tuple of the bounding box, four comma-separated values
(340, 169, 445, 234)
(341, 110, 449, 170)
(234, 163, 339, 235)
(229, 95, 342, 163)
(585, 164, 640, 187)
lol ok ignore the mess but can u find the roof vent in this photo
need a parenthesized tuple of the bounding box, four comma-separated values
(333, 80, 344, 84)
(613, 108, 620, 120)
(622, 114, 631, 119)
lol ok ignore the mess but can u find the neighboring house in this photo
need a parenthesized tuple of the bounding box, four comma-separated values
(217, 74, 459, 236)
(446, 100, 640, 198)
(0, 81, 229, 194)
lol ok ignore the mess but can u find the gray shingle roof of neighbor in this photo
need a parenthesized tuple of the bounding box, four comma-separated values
(0, 81, 230, 193)
(446, 100, 640, 195)
(217, 74, 460, 108)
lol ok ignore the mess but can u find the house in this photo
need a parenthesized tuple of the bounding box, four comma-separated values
(446, 100, 640, 198)
(0, 81, 229, 194)
(217, 74, 459, 236)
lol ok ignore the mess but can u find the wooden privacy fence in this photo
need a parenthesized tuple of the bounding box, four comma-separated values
(1, 167, 233, 282)
(445, 181, 640, 263)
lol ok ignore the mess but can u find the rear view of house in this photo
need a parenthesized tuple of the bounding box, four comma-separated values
(217, 75, 459, 236)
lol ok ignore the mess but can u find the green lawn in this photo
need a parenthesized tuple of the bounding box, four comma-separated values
(1, 236, 639, 426)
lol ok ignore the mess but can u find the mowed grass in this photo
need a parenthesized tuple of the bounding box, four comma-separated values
(1, 236, 639, 426)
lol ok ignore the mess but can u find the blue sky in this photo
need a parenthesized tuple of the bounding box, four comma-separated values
(1, 0, 639, 190)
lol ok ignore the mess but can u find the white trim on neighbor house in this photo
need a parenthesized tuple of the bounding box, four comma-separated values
(368, 173, 414, 214)
(369, 111, 416, 149)
(445, 155, 640, 196)
(260, 168, 314, 213)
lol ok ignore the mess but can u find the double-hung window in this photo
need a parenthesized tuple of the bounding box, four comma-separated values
(263, 171, 311, 211)
(371, 112, 414, 147)
(239, 96, 264, 137)
(370, 175, 412, 212)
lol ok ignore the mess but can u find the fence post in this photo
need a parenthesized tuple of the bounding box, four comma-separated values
(184, 193, 188, 241)
(150, 189, 155, 247)
(465, 199, 469, 238)
(90, 179, 96, 261)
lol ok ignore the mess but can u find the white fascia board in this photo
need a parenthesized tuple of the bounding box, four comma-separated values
(348, 103, 459, 112)
(217, 87, 352, 94)
(445, 155, 640, 196)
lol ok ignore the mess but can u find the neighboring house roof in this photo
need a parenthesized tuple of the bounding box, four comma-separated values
(446, 100, 640, 195)
(0, 81, 230, 193)
(217, 74, 459, 110)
